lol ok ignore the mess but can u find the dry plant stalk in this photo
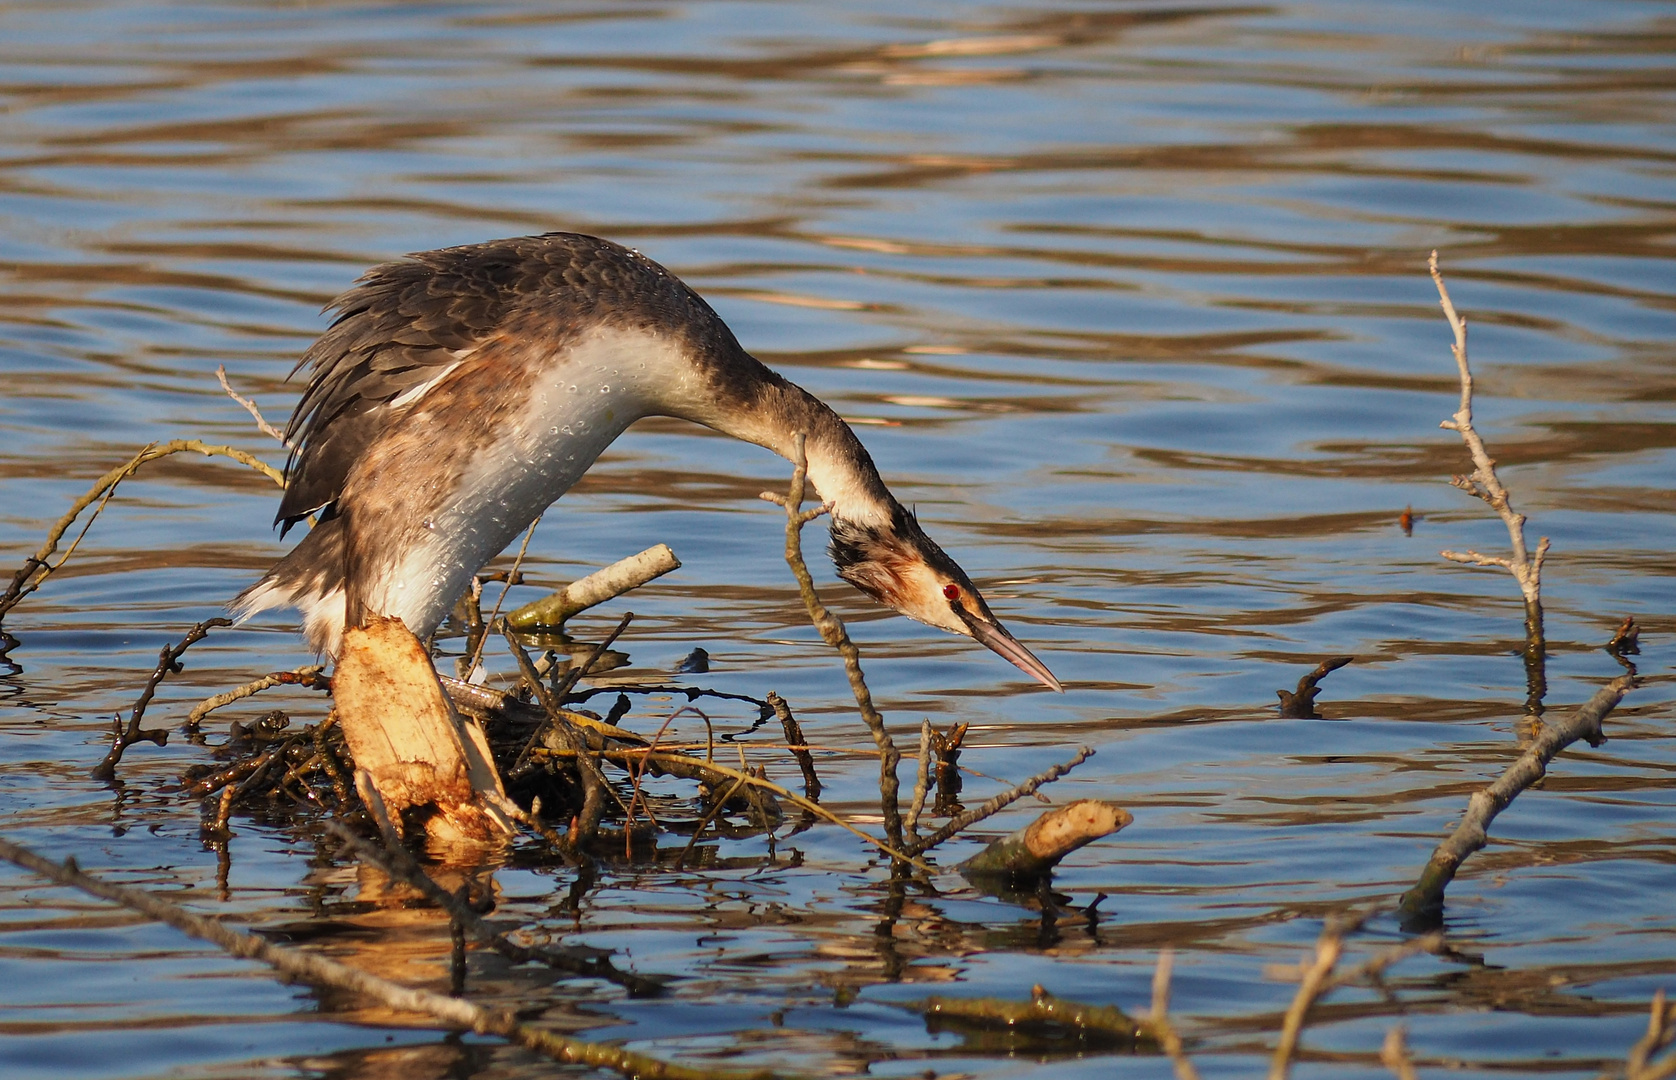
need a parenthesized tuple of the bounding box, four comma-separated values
(1146, 949, 1203, 1080)
(0, 835, 767, 1080)
(1619, 988, 1676, 1080)
(1430, 252, 1548, 649)
(1381, 1026, 1420, 1080)
(1398, 674, 1635, 927)
(1268, 913, 1361, 1080)
(0, 439, 284, 620)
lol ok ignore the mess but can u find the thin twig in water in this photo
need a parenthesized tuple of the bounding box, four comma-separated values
(1269, 912, 1365, 1080)
(92, 618, 232, 780)
(1619, 988, 1676, 1080)
(1381, 1026, 1420, 1080)
(1, 440, 283, 620)
(0, 836, 761, 1080)
(1146, 949, 1202, 1080)
(766, 692, 821, 801)
(1430, 252, 1547, 615)
(908, 745, 1093, 856)
(465, 513, 542, 678)
(185, 665, 327, 731)
(762, 433, 903, 847)
(216, 365, 292, 448)
(904, 718, 933, 841)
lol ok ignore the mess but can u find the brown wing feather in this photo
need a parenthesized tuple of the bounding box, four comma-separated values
(275, 232, 744, 533)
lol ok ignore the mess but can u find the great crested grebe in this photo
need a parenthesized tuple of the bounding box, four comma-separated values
(233, 232, 1061, 691)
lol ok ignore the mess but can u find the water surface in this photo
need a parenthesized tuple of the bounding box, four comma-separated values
(2, 2, 1674, 1077)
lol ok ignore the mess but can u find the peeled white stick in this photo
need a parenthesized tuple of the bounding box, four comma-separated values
(506, 544, 680, 630)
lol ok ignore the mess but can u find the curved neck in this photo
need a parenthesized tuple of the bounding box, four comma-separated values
(657, 344, 898, 529)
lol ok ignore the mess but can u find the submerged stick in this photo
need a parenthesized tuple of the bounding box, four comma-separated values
(506, 545, 680, 630)
(1399, 675, 1636, 928)
(763, 433, 903, 848)
(0, 836, 769, 1080)
(1, 439, 284, 620)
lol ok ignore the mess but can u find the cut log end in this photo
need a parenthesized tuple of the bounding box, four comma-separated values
(960, 799, 1132, 882)
(334, 615, 512, 845)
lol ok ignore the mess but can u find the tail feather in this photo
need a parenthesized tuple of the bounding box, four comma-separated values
(231, 516, 349, 658)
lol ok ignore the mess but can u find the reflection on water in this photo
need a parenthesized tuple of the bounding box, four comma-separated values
(1, 1, 1673, 1077)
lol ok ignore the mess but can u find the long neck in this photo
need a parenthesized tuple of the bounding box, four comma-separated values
(662, 347, 898, 529)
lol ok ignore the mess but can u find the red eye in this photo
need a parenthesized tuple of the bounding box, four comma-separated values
(942, 584, 960, 601)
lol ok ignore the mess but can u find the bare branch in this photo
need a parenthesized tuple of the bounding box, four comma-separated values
(216, 365, 292, 448)
(92, 618, 232, 780)
(1399, 675, 1636, 928)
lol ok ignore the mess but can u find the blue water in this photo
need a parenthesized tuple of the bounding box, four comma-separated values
(2, 1, 1673, 1076)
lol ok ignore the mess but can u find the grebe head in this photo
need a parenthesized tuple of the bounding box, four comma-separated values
(829, 505, 1062, 692)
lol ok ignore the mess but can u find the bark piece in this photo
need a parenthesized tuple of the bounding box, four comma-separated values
(333, 615, 512, 844)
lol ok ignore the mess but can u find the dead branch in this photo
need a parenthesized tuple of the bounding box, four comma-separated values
(1, 440, 284, 620)
(959, 799, 1131, 881)
(904, 718, 933, 840)
(506, 544, 681, 630)
(185, 664, 327, 731)
(0, 835, 768, 1080)
(767, 691, 821, 801)
(909, 745, 1093, 856)
(1276, 656, 1354, 719)
(1145, 949, 1203, 1080)
(92, 617, 231, 780)
(1398, 674, 1636, 928)
(762, 432, 903, 848)
(1431, 252, 1547, 613)
(912, 983, 1146, 1047)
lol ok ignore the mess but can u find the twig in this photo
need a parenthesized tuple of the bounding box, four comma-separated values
(1398, 675, 1636, 928)
(612, 749, 926, 869)
(0, 835, 765, 1080)
(1269, 912, 1366, 1080)
(1, 440, 283, 620)
(767, 691, 821, 801)
(1430, 251, 1549, 702)
(92, 618, 232, 780)
(184, 665, 327, 731)
(1619, 988, 1676, 1080)
(465, 513, 542, 677)
(908, 746, 1093, 856)
(904, 719, 933, 840)
(504, 632, 618, 837)
(1381, 1026, 1420, 1080)
(762, 433, 902, 848)
(1146, 949, 1202, 1080)
(552, 610, 634, 702)
(216, 365, 292, 448)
